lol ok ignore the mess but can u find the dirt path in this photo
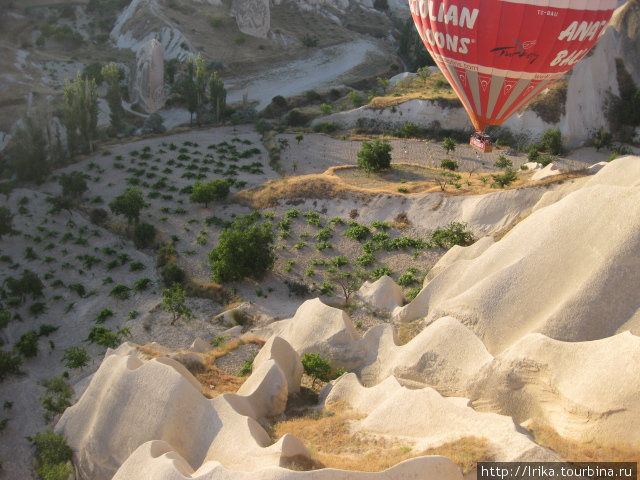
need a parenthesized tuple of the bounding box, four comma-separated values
(226, 39, 381, 110)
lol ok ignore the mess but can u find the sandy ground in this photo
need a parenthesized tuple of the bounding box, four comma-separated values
(0, 122, 615, 479)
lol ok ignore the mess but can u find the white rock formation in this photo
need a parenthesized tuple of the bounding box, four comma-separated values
(357, 275, 404, 312)
(394, 156, 640, 354)
(56, 340, 309, 479)
(231, 0, 271, 38)
(561, 1, 640, 146)
(325, 375, 558, 462)
(113, 441, 464, 479)
(130, 38, 166, 113)
(269, 298, 359, 367)
(530, 162, 563, 181)
(252, 336, 303, 395)
(469, 331, 640, 447)
(354, 317, 493, 395)
(110, 0, 192, 59)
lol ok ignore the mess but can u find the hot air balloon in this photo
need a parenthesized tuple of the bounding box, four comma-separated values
(409, 0, 618, 152)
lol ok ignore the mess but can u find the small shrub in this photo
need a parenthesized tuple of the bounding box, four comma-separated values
(94, 308, 114, 324)
(41, 376, 72, 422)
(161, 261, 185, 286)
(134, 222, 156, 249)
(429, 222, 475, 248)
(16, 331, 39, 358)
(313, 122, 338, 134)
(302, 353, 332, 388)
(494, 155, 512, 169)
(0, 351, 23, 381)
(343, 223, 371, 242)
(108, 284, 131, 300)
(284, 280, 310, 297)
(30, 429, 73, 480)
(370, 265, 392, 280)
(86, 325, 130, 348)
(440, 158, 458, 171)
(62, 346, 90, 369)
(491, 168, 518, 188)
(238, 359, 252, 376)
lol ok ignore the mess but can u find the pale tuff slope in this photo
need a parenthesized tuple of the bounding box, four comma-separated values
(394, 156, 640, 354)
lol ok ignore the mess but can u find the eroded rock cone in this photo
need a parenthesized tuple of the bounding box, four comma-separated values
(130, 38, 165, 114)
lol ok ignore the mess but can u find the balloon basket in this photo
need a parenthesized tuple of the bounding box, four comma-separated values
(470, 132, 493, 153)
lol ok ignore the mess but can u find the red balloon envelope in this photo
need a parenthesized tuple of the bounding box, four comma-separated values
(410, 0, 617, 132)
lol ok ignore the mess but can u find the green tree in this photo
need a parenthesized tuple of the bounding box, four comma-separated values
(58, 171, 87, 199)
(494, 155, 512, 169)
(347, 90, 364, 107)
(0, 207, 14, 239)
(442, 137, 456, 154)
(209, 222, 275, 282)
(62, 71, 98, 154)
(101, 62, 124, 134)
(5, 114, 50, 183)
(133, 222, 156, 249)
(301, 353, 332, 389)
(162, 283, 193, 325)
(30, 429, 73, 480)
(328, 270, 362, 305)
(417, 66, 431, 85)
(190, 179, 230, 207)
(491, 167, 518, 188)
(376, 77, 391, 93)
(209, 70, 227, 123)
(540, 128, 563, 155)
(182, 58, 198, 124)
(141, 113, 166, 134)
(195, 54, 208, 125)
(109, 187, 145, 224)
(440, 158, 458, 171)
(357, 139, 392, 174)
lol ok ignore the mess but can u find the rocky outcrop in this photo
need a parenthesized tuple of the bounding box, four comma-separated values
(469, 331, 640, 447)
(325, 375, 558, 462)
(357, 275, 404, 312)
(562, 0, 640, 146)
(394, 156, 640, 355)
(129, 38, 165, 113)
(231, 0, 271, 39)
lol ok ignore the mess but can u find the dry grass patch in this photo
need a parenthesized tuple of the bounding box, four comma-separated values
(137, 337, 265, 399)
(420, 437, 493, 474)
(529, 423, 640, 472)
(397, 319, 423, 345)
(236, 164, 590, 209)
(367, 75, 460, 110)
(270, 405, 414, 472)
(271, 404, 493, 473)
(234, 174, 364, 208)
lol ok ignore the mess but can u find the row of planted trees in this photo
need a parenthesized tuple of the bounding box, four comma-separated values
(2, 55, 227, 184)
